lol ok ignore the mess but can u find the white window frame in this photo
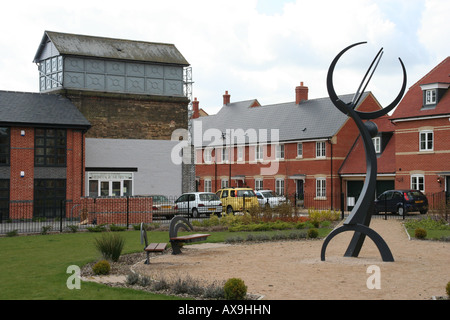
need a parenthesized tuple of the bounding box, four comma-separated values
(237, 146, 244, 162)
(411, 174, 425, 192)
(275, 179, 285, 196)
(316, 178, 326, 198)
(204, 148, 212, 163)
(221, 179, 229, 189)
(255, 179, 263, 191)
(419, 130, 433, 151)
(372, 137, 381, 153)
(425, 89, 436, 105)
(88, 172, 134, 197)
(255, 144, 263, 161)
(204, 179, 212, 192)
(276, 144, 285, 160)
(316, 141, 326, 158)
(221, 147, 229, 163)
(297, 142, 303, 158)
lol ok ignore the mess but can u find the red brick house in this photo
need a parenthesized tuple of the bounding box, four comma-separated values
(0, 91, 91, 220)
(192, 83, 386, 210)
(390, 56, 450, 203)
(338, 115, 396, 210)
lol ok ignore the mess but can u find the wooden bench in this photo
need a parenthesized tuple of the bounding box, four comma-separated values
(140, 222, 167, 264)
(169, 217, 210, 255)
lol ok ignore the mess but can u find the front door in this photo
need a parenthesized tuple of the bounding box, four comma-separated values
(296, 180, 304, 200)
(0, 179, 9, 220)
(446, 176, 450, 204)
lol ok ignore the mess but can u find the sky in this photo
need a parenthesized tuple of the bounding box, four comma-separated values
(0, 0, 449, 115)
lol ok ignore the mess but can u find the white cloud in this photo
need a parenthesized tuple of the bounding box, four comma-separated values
(418, 0, 450, 61)
(0, 0, 448, 115)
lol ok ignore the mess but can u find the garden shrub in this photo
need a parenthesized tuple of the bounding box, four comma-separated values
(172, 275, 204, 296)
(126, 272, 139, 285)
(6, 229, 18, 237)
(414, 228, 427, 239)
(41, 226, 52, 235)
(94, 232, 125, 262)
(307, 228, 319, 239)
(139, 276, 151, 287)
(405, 216, 450, 231)
(87, 224, 107, 232)
(109, 224, 127, 231)
(92, 260, 110, 275)
(308, 208, 341, 224)
(66, 225, 79, 233)
(224, 278, 247, 300)
(204, 281, 225, 299)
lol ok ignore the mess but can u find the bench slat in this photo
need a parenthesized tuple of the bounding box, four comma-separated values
(155, 243, 167, 251)
(170, 234, 210, 242)
(145, 242, 167, 252)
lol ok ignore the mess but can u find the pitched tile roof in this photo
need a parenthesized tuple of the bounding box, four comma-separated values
(391, 56, 450, 120)
(0, 91, 91, 129)
(33, 31, 190, 66)
(193, 92, 370, 147)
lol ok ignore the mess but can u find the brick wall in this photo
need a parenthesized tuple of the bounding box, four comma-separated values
(74, 197, 153, 225)
(66, 130, 85, 202)
(63, 90, 189, 140)
(8, 127, 88, 220)
(394, 117, 450, 194)
(10, 127, 34, 204)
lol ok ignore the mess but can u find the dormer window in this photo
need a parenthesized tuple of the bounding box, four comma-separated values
(425, 89, 436, 105)
(372, 136, 381, 153)
(420, 82, 450, 109)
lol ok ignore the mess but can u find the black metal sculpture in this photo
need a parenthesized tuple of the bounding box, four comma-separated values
(321, 42, 407, 262)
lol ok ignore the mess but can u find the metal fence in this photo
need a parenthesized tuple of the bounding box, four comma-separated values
(1, 191, 448, 235)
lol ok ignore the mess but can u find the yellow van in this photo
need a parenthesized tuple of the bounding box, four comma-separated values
(215, 188, 259, 214)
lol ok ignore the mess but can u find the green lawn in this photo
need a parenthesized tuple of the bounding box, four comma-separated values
(0, 227, 331, 300)
(0, 230, 183, 300)
(404, 216, 450, 240)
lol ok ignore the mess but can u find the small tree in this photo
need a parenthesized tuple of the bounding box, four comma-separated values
(224, 278, 247, 300)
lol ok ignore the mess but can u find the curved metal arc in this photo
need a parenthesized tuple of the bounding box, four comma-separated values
(327, 42, 407, 120)
(344, 108, 378, 226)
(327, 42, 366, 116)
(320, 224, 394, 262)
(169, 216, 193, 238)
(356, 57, 407, 119)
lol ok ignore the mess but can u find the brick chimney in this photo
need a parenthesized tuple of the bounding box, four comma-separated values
(192, 97, 200, 119)
(295, 82, 308, 104)
(223, 90, 231, 105)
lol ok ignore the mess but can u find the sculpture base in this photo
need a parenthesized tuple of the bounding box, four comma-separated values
(321, 223, 394, 262)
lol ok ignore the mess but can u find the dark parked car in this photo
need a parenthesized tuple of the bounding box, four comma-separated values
(374, 190, 428, 215)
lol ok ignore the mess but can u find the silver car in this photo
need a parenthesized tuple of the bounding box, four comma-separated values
(147, 195, 176, 219)
(175, 192, 223, 218)
(255, 190, 287, 208)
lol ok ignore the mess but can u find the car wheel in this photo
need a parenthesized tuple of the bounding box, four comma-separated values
(192, 208, 199, 218)
(226, 206, 234, 215)
(420, 209, 428, 215)
(397, 206, 404, 216)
